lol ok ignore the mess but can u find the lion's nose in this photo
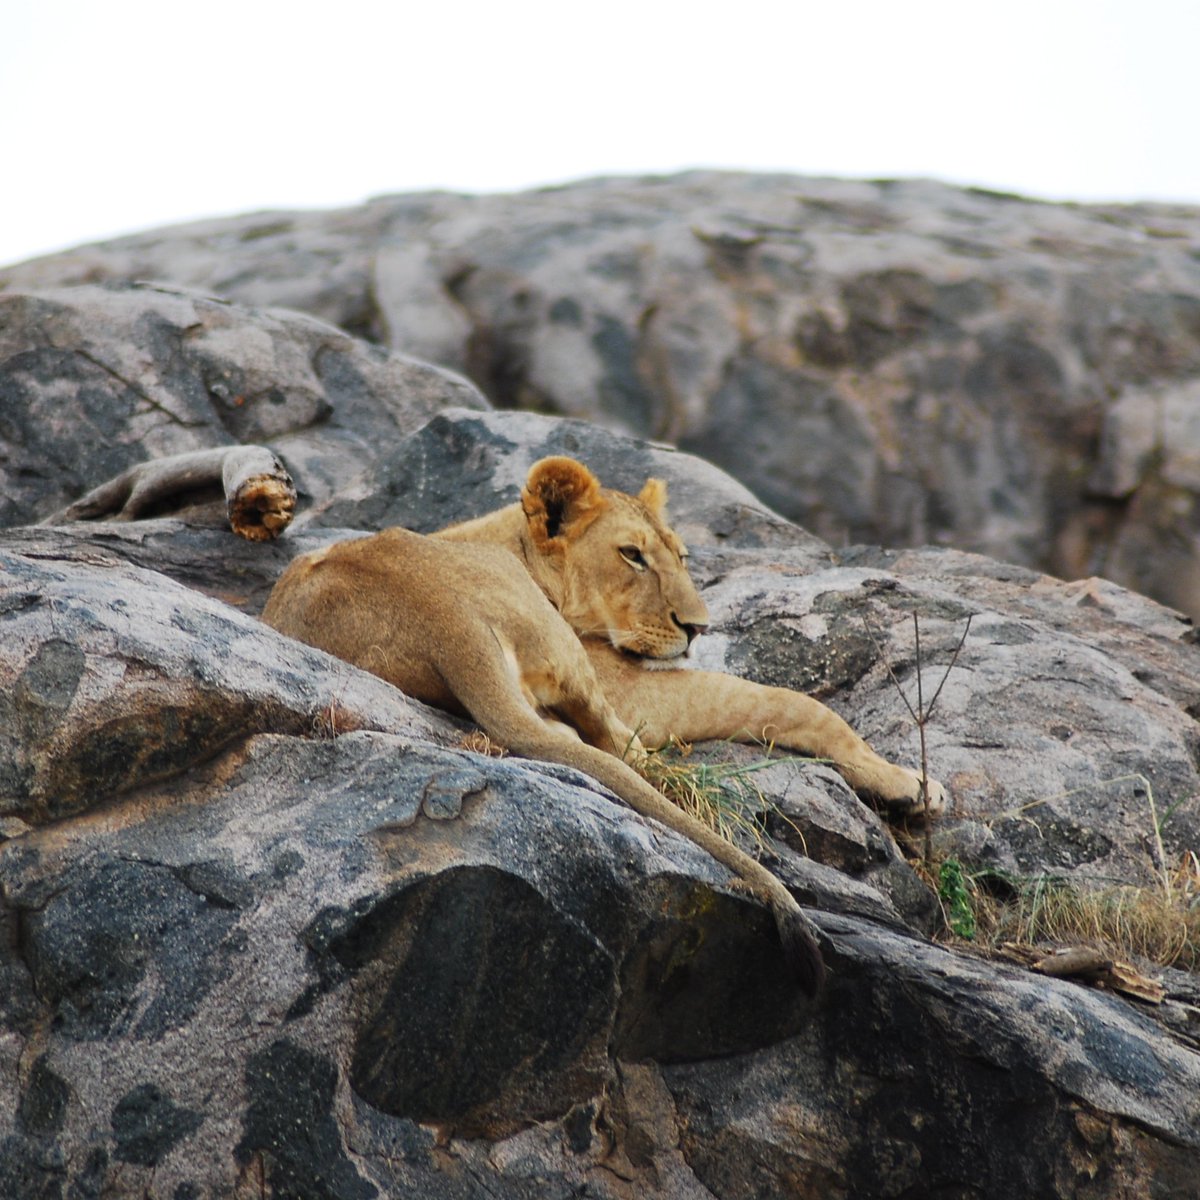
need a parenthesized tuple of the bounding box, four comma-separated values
(672, 614, 709, 644)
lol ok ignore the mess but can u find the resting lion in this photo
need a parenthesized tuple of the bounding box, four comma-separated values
(263, 457, 947, 995)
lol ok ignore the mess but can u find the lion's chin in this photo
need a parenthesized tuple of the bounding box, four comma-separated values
(636, 655, 691, 671)
(615, 641, 692, 668)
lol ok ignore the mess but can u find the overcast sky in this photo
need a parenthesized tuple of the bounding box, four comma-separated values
(2, 0, 1196, 268)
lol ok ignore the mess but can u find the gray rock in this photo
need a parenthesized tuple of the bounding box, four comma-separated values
(0, 282, 488, 531)
(667, 912, 1200, 1198)
(689, 549, 1200, 892)
(7, 173, 1200, 616)
(2, 293, 1199, 1197)
(0, 539, 459, 823)
(1, 719, 814, 1197)
(309, 404, 827, 555)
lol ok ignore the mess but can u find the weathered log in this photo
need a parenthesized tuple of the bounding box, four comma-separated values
(1034, 946, 1168, 1003)
(44, 445, 296, 540)
(1032, 945, 1115, 978)
(1024, 945, 1167, 1003)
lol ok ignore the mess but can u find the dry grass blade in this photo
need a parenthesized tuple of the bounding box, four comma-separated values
(988, 774, 1182, 904)
(933, 862, 1200, 975)
(639, 739, 777, 852)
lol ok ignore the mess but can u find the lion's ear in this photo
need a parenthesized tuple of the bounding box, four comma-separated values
(639, 478, 668, 518)
(522, 457, 606, 546)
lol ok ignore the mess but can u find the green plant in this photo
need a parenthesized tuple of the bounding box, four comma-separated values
(924, 858, 1200, 974)
(938, 858, 977, 939)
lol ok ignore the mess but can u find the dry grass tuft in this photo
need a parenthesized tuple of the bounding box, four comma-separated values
(926, 852, 1200, 974)
(311, 695, 364, 739)
(639, 739, 778, 851)
(457, 730, 508, 758)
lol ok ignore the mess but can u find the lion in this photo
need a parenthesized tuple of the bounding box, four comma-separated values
(439, 459, 946, 816)
(262, 457, 946, 995)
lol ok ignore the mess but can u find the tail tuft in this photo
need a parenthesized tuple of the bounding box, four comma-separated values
(774, 903, 826, 997)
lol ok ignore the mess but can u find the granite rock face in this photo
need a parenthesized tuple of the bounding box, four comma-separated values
(0, 282, 487, 533)
(2, 287, 1200, 1197)
(5, 172, 1200, 615)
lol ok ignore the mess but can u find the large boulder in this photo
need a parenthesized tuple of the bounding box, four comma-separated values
(5, 173, 1200, 617)
(0, 282, 488, 532)
(3, 372, 1200, 1195)
(169, 402, 1200, 900)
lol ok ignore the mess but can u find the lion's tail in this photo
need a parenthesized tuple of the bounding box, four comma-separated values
(441, 654, 827, 995)
(771, 899, 826, 998)
(505, 727, 827, 995)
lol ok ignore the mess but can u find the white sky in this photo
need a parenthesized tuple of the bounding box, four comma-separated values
(2, 0, 1197, 269)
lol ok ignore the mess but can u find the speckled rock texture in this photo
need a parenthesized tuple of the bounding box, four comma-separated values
(5, 172, 1200, 616)
(1, 276, 1199, 1197)
(0, 282, 486, 533)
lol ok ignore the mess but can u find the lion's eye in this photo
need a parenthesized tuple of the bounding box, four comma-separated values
(619, 546, 647, 570)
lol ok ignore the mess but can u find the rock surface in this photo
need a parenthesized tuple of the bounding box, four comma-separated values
(5, 172, 1200, 617)
(2, 277, 1200, 1197)
(0, 282, 487, 533)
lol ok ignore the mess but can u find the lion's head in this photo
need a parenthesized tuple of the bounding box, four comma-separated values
(520, 457, 710, 661)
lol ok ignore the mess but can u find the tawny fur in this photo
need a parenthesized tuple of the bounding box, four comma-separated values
(262, 457, 947, 995)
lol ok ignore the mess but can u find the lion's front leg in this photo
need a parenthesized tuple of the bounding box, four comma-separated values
(726, 685, 947, 818)
(831, 750, 947, 819)
(590, 649, 946, 818)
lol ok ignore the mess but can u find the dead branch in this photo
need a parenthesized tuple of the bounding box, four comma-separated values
(859, 607, 972, 849)
(1013, 944, 1167, 1004)
(44, 446, 296, 541)
(1033, 945, 1114, 978)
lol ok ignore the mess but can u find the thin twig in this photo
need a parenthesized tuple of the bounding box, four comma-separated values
(861, 605, 972, 859)
(914, 613, 926, 732)
(911, 612, 931, 852)
(860, 615, 920, 724)
(924, 613, 974, 722)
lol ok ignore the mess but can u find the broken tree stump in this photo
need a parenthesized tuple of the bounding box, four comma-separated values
(1001, 943, 1167, 1004)
(44, 446, 297, 541)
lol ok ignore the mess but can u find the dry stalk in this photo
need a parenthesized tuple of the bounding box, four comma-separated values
(862, 608, 972, 858)
(639, 737, 779, 853)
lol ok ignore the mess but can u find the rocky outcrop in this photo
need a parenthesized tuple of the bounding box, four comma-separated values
(0, 282, 487, 532)
(3, 299, 1200, 1200)
(5, 173, 1200, 617)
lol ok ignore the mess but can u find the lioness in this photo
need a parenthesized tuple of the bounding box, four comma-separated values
(263, 458, 945, 995)
(440, 460, 946, 816)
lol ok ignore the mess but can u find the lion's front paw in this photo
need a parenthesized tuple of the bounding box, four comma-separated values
(917, 775, 947, 818)
(884, 768, 947, 819)
(847, 759, 949, 820)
